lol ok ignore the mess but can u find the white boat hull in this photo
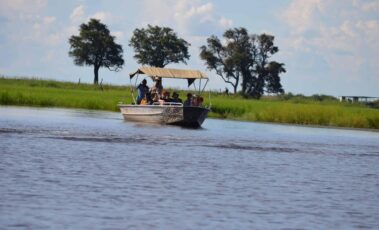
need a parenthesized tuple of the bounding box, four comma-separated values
(118, 104, 209, 128)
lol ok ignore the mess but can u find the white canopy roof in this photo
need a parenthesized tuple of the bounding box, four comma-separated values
(129, 67, 208, 80)
(129, 67, 208, 87)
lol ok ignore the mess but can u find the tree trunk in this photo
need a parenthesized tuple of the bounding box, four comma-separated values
(241, 70, 249, 96)
(233, 84, 238, 94)
(94, 65, 100, 84)
(242, 78, 247, 95)
(234, 72, 239, 94)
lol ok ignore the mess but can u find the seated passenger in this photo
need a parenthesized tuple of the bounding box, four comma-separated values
(146, 92, 153, 104)
(152, 93, 159, 103)
(140, 95, 148, 105)
(198, 96, 204, 107)
(183, 93, 192, 106)
(191, 95, 199, 106)
(171, 92, 182, 103)
(150, 78, 163, 97)
(162, 91, 172, 102)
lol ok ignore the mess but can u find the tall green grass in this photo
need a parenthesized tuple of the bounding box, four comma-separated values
(204, 91, 379, 129)
(0, 77, 134, 111)
(1, 77, 379, 129)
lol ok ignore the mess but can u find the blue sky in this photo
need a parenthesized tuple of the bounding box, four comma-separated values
(1, 0, 378, 96)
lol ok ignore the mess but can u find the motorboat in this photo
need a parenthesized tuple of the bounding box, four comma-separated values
(118, 67, 210, 128)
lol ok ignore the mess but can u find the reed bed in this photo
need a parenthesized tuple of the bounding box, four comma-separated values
(0, 77, 133, 111)
(1, 77, 378, 129)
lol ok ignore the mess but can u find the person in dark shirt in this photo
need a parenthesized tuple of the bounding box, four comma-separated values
(171, 92, 182, 103)
(183, 93, 192, 106)
(136, 79, 149, 104)
(162, 91, 172, 102)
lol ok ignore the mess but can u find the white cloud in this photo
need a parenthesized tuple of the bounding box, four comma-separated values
(196, 2, 213, 14)
(65, 25, 79, 36)
(282, 0, 379, 90)
(181, 2, 213, 18)
(141, 0, 233, 36)
(113, 31, 124, 41)
(219, 16, 233, 28)
(17, 15, 57, 45)
(356, 20, 379, 43)
(46, 33, 61, 46)
(174, 1, 214, 31)
(340, 20, 355, 38)
(44, 50, 56, 62)
(90, 11, 113, 23)
(353, 0, 379, 12)
(70, 5, 85, 23)
(282, 1, 378, 53)
(67, 6, 122, 46)
(0, 0, 47, 18)
(43, 16, 56, 25)
(282, 0, 324, 34)
(0, 0, 64, 70)
(363, 19, 379, 30)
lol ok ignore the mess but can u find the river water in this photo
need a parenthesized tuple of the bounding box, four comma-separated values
(0, 106, 378, 230)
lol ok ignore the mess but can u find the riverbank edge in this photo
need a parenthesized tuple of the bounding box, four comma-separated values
(1, 77, 379, 130)
(1, 105, 378, 133)
(231, 118, 379, 133)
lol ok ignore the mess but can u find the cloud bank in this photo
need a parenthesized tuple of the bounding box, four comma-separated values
(281, 0, 379, 95)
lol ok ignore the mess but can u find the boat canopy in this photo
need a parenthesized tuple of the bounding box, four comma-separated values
(129, 67, 208, 87)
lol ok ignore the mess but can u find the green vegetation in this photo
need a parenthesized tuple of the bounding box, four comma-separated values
(200, 28, 284, 98)
(129, 24, 190, 68)
(0, 77, 130, 111)
(1, 77, 379, 129)
(68, 19, 124, 84)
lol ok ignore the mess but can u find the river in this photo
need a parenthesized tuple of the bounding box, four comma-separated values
(1, 106, 378, 229)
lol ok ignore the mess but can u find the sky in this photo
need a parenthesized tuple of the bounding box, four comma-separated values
(0, 0, 378, 97)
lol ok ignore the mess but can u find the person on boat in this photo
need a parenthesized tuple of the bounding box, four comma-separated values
(152, 93, 159, 103)
(171, 92, 182, 103)
(192, 95, 199, 106)
(140, 91, 154, 105)
(198, 96, 204, 107)
(140, 95, 148, 105)
(136, 79, 149, 105)
(183, 93, 192, 106)
(145, 92, 153, 104)
(150, 78, 163, 96)
(162, 91, 172, 102)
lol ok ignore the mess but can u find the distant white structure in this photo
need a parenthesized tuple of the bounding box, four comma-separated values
(339, 96, 379, 103)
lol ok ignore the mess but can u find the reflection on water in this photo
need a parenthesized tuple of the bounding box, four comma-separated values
(1, 106, 379, 229)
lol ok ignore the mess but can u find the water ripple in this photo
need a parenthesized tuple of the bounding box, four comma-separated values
(202, 143, 299, 153)
(1, 107, 379, 230)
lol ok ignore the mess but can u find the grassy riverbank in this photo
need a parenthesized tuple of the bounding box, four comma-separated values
(1, 77, 379, 129)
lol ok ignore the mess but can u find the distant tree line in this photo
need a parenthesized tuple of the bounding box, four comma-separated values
(68, 19, 285, 99)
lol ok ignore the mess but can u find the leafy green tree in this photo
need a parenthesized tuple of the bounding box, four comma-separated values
(264, 61, 285, 94)
(200, 27, 285, 98)
(68, 18, 124, 84)
(129, 25, 190, 67)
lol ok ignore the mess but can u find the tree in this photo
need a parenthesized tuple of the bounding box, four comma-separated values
(264, 61, 285, 94)
(200, 27, 285, 98)
(129, 25, 190, 67)
(68, 18, 124, 84)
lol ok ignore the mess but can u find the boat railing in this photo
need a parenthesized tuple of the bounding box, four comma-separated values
(152, 102, 183, 106)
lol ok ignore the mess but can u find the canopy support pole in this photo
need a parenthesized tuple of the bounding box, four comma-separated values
(199, 79, 202, 95)
(130, 73, 139, 104)
(192, 81, 197, 91)
(201, 79, 209, 93)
